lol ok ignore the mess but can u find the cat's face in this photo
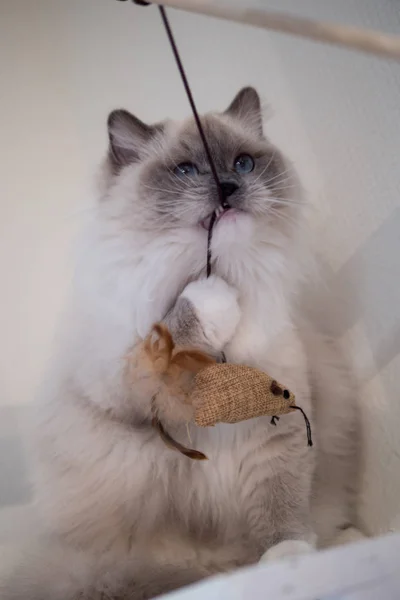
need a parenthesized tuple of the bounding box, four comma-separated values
(105, 88, 300, 241)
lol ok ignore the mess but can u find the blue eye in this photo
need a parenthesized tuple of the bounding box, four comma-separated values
(234, 154, 254, 174)
(174, 162, 199, 177)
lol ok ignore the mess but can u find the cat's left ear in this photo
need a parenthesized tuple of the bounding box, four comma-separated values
(107, 109, 163, 171)
(224, 87, 263, 136)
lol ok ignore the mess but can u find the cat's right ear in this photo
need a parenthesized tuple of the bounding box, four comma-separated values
(225, 87, 263, 136)
(107, 109, 160, 170)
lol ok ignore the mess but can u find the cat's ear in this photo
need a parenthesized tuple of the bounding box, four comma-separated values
(107, 109, 162, 169)
(225, 87, 263, 135)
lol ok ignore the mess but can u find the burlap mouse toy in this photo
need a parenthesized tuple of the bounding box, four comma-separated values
(138, 324, 312, 460)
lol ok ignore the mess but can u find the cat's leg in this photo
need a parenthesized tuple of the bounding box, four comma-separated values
(260, 510, 316, 563)
(165, 275, 241, 354)
(259, 338, 360, 560)
(307, 333, 360, 548)
(242, 447, 317, 563)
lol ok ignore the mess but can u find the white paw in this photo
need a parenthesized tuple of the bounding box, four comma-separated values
(332, 526, 366, 547)
(260, 540, 315, 563)
(181, 276, 240, 350)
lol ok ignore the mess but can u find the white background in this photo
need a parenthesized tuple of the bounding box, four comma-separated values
(0, 0, 399, 540)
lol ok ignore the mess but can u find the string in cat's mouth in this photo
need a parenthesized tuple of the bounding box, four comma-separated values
(201, 206, 241, 230)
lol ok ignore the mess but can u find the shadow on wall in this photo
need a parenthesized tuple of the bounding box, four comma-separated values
(304, 207, 400, 383)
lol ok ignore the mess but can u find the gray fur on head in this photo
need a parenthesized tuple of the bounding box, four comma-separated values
(105, 87, 294, 234)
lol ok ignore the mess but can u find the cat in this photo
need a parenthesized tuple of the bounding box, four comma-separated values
(1, 87, 359, 599)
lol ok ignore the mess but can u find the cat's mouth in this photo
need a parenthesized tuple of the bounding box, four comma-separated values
(200, 207, 240, 230)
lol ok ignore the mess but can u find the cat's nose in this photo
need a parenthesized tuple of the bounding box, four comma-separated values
(220, 181, 239, 199)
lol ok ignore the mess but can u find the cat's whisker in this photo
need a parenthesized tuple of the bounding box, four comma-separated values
(269, 181, 296, 188)
(268, 177, 296, 188)
(265, 185, 298, 197)
(264, 168, 294, 187)
(267, 206, 300, 229)
(272, 203, 311, 229)
(251, 149, 278, 186)
(267, 186, 296, 198)
(268, 198, 303, 207)
(251, 186, 303, 206)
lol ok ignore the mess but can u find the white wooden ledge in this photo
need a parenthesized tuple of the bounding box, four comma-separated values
(163, 533, 400, 600)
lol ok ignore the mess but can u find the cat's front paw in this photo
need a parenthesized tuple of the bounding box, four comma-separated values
(181, 276, 240, 351)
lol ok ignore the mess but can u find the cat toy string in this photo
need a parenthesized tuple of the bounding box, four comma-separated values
(130, 2, 228, 276)
(157, 4, 224, 278)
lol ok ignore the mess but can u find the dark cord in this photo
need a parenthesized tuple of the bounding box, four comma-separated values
(206, 212, 217, 278)
(158, 5, 226, 280)
(290, 406, 313, 447)
(158, 6, 224, 207)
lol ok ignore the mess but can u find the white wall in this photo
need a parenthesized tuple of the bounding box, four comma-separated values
(1, 0, 399, 540)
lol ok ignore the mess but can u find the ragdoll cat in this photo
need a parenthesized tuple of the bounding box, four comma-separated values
(1, 87, 359, 599)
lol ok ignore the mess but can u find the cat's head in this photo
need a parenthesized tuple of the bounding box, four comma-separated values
(103, 87, 303, 284)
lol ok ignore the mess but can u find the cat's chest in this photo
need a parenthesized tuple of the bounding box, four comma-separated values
(162, 419, 291, 550)
(184, 420, 278, 512)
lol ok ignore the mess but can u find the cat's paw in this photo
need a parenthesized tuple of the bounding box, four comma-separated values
(181, 276, 240, 351)
(260, 540, 315, 563)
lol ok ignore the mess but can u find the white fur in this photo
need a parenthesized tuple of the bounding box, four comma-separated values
(260, 540, 315, 563)
(181, 276, 240, 350)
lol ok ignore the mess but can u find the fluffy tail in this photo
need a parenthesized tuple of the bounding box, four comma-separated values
(0, 541, 210, 600)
